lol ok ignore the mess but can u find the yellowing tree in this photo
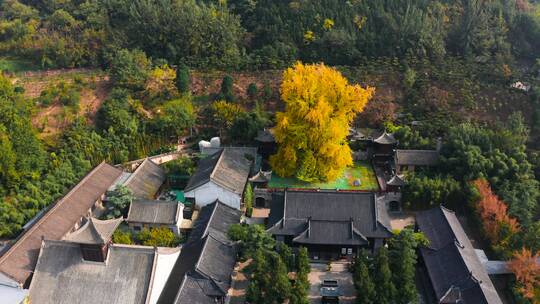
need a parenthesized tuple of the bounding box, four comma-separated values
(270, 62, 374, 182)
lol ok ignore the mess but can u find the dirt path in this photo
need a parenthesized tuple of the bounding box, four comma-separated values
(26, 74, 112, 138)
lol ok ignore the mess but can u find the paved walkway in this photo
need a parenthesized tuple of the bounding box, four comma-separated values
(228, 259, 251, 304)
(389, 212, 415, 230)
(308, 262, 356, 304)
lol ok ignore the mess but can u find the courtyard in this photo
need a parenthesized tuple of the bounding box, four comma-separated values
(268, 161, 379, 191)
(308, 262, 356, 304)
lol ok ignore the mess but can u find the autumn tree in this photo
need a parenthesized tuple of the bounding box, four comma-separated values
(270, 62, 374, 182)
(508, 248, 540, 302)
(212, 100, 244, 136)
(145, 64, 177, 100)
(473, 179, 520, 257)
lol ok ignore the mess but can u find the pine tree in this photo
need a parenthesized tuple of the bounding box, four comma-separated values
(354, 249, 376, 304)
(246, 248, 267, 303)
(277, 242, 294, 271)
(175, 63, 190, 94)
(389, 229, 419, 304)
(373, 247, 397, 304)
(290, 247, 310, 304)
(243, 182, 253, 217)
(247, 249, 292, 304)
(266, 251, 292, 303)
(219, 75, 235, 102)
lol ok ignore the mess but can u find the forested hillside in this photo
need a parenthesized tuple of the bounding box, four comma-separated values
(1, 0, 539, 69)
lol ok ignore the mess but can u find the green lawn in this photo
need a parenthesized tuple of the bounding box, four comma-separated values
(268, 161, 379, 191)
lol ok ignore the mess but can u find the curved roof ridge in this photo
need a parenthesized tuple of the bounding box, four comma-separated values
(373, 131, 396, 144)
(63, 217, 122, 244)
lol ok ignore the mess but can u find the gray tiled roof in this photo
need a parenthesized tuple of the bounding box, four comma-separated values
(175, 274, 223, 304)
(293, 220, 368, 245)
(63, 217, 122, 245)
(157, 201, 240, 304)
(125, 158, 166, 199)
(188, 201, 242, 243)
(416, 206, 503, 304)
(0, 162, 123, 285)
(29, 241, 155, 304)
(373, 131, 397, 144)
(127, 200, 181, 225)
(185, 148, 255, 195)
(267, 190, 393, 245)
(386, 174, 406, 186)
(395, 149, 439, 166)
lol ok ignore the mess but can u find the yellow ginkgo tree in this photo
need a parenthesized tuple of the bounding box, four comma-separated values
(270, 62, 374, 182)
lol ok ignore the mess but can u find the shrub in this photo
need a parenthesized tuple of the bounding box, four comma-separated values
(137, 227, 180, 247)
(247, 82, 258, 99)
(112, 229, 133, 244)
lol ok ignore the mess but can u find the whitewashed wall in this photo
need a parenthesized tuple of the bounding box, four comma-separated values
(184, 182, 241, 210)
(148, 248, 181, 304)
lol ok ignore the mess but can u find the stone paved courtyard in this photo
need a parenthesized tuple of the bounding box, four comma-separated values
(308, 261, 356, 304)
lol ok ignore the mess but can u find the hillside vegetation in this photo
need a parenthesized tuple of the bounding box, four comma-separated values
(1, 0, 540, 301)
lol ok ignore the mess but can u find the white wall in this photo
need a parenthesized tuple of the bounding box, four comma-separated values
(148, 248, 181, 304)
(184, 182, 241, 210)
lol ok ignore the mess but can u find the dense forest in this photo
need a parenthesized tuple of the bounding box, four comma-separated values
(0, 0, 539, 69)
(1, 0, 540, 301)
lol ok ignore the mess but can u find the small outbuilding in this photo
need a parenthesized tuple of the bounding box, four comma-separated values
(372, 131, 397, 156)
(126, 200, 184, 235)
(184, 147, 256, 210)
(394, 149, 439, 174)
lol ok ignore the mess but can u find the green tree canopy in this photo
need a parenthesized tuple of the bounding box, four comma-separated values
(109, 49, 151, 91)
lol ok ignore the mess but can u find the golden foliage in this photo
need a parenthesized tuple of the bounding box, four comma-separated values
(212, 100, 243, 128)
(270, 62, 374, 181)
(303, 31, 315, 43)
(473, 179, 519, 257)
(508, 248, 540, 301)
(353, 15, 367, 30)
(323, 18, 334, 30)
(145, 64, 177, 99)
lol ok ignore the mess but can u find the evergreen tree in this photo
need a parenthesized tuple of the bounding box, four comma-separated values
(297, 247, 310, 276)
(243, 182, 254, 217)
(354, 249, 376, 304)
(278, 242, 294, 271)
(290, 246, 310, 304)
(389, 229, 419, 304)
(219, 74, 235, 102)
(175, 63, 190, 94)
(247, 82, 258, 99)
(373, 247, 397, 304)
(246, 248, 267, 303)
(248, 249, 292, 304)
